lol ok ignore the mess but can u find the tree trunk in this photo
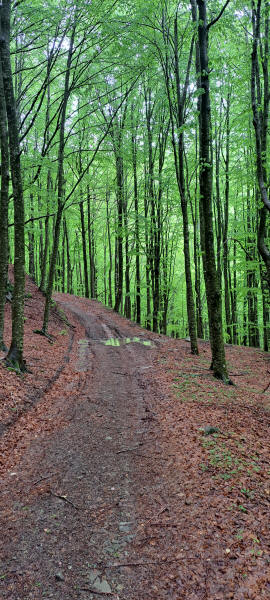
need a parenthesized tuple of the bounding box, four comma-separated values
(1, 0, 26, 370)
(246, 188, 260, 347)
(193, 129, 204, 338)
(63, 217, 72, 294)
(42, 22, 76, 333)
(0, 53, 9, 351)
(105, 189, 113, 307)
(144, 165, 151, 330)
(80, 199, 89, 298)
(223, 90, 232, 343)
(131, 107, 141, 324)
(28, 194, 35, 280)
(161, 12, 198, 353)
(123, 184, 131, 319)
(195, 0, 229, 381)
(251, 0, 270, 290)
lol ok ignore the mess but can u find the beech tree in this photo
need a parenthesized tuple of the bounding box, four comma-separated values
(0, 0, 26, 371)
(251, 0, 270, 288)
(191, 0, 230, 381)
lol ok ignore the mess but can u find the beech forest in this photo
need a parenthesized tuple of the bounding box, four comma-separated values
(0, 0, 269, 379)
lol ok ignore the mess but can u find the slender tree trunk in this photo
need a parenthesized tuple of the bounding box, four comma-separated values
(131, 107, 141, 324)
(145, 89, 160, 332)
(39, 204, 50, 293)
(80, 198, 89, 298)
(1, 0, 26, 370)
(0, 54, 9, 351)
(113, 136, 124, 313)
(105, 189, 113, 307)
(123, 184, 131, 319)
(260, 262, 270, 351)
(161, 13, 198, 353)
(215, 108, 223, 290)
(28, 194, 35, 280)
(230, 205, 238, 343)
(103, 223, 107, 305)
(223, 90, 232, 343)
(144, 165, 151, 330)
(114, 162, 124, 313)
(246, 188, 260, 347)
(87, 190, 96, 299)
(42, 22, 76, 333)
(63, 217, 72, 294)
(193, 129, 204, 338)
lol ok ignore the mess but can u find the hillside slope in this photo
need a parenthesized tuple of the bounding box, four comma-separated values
(0, 283, 269, 599)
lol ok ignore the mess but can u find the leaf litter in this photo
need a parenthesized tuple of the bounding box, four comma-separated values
(0, 278, 269, 599)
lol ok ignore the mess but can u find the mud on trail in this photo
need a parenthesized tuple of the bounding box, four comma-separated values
(0, 293, 168, 600)
(0, 289, 270, 599)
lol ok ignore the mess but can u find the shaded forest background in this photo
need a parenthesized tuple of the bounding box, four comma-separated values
(0, 0, 269, 374)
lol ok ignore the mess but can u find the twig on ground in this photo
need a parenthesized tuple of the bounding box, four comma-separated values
(149, 522, 177, 527)
(142, 506, 168, 526)
(48, 489, 80, 509)
(116, 444, 143, 454)
(32, 472, 58, 486)
(79, 588, 113, 596)
(112, 371, 127, 376)
(230, 372, 249, 376)
(100, 557, 191, 569)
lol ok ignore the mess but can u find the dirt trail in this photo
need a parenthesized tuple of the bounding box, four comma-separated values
(0, 295, 166, 600)
(1, 294, 270, 600)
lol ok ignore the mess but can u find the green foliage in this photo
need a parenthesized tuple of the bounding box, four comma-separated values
(3, 0, 268, 351)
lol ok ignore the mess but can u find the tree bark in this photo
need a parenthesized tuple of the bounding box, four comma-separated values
(251, 0, 270, 289)
(1, 0, 26, 370)
(223, 90, 232, 343)
(42, 21, 76, 333)
(194, 0, 229, 381)
(80, 198, 89, 298)
(123, 182, 131, 319)
(161, 11, 198, 353)
(0, 53, 9, 352)
(131, 106, 141, 324)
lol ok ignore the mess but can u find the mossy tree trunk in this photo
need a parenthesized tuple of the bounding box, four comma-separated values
(194, 0, 229, 381)
(0, 55, 9, 352)
(251, 0, 270, 294)
(0, 0, 26, 370)
(223, 89, 233, 344)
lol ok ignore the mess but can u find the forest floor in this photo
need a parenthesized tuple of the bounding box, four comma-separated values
(0, 274, 270, 600)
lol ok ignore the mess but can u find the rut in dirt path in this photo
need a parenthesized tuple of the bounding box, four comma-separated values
(2, 295, 270, 600)
(0, 297, 163, 600)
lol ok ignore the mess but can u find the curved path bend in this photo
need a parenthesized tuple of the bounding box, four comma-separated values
(0, 295, 170, 600)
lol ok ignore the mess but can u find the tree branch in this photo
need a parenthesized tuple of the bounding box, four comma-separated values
(8, 213, 55, 228)
(207, 0, 231, 29)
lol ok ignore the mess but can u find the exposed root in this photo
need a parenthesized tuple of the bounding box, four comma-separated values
(4, 355, 28, 374)
(0, 340, 7, 352)
(33, 329, 54, 343)
(213, 371, 234, 385)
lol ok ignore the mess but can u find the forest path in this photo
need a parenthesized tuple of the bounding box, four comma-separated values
(0, 294, 171, 600)
(1, 293, 270, 600)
